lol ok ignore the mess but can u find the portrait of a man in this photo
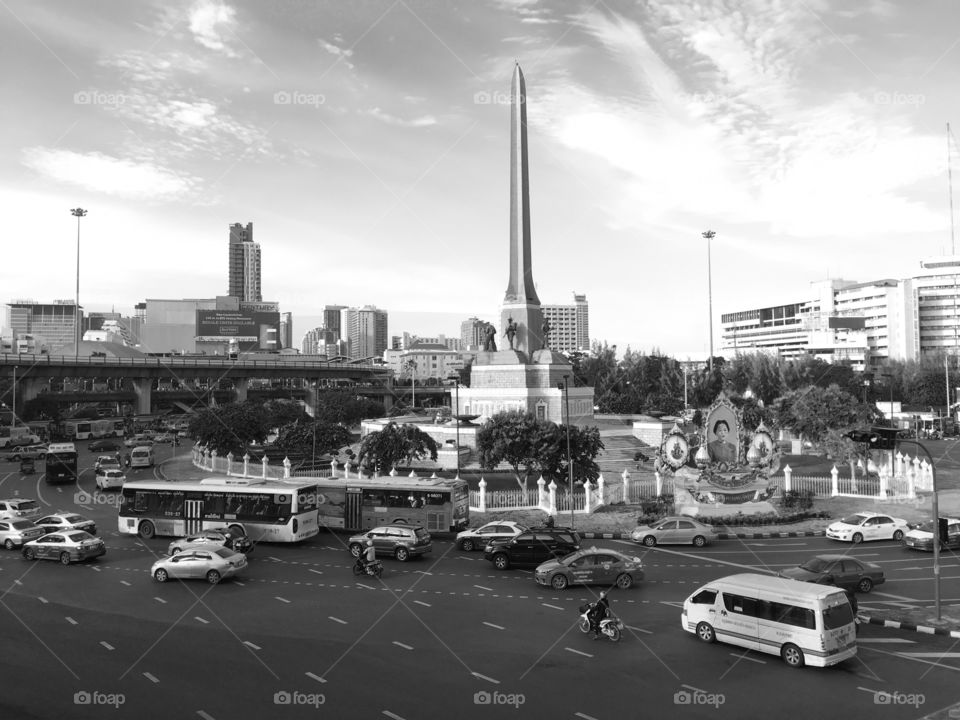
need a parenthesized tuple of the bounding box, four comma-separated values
(706, 416, 738, 465)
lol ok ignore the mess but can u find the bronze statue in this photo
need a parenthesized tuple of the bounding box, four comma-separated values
(541, 318, 551, 349)
(504, 318, 518, 350)
(483, 324, 497, 351)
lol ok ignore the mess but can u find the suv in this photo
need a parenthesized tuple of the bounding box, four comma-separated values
(456, 521, 527, 551)
(3, 444, 47, 462)
(348, 524, 432, 562)
(0, 498, 41, 521)
(95, 455, 122, 474)
(483, 527, 581, 570)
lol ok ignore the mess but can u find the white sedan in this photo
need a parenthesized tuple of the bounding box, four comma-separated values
(826, 512, 911, 543)
(456, 521, 527, 551)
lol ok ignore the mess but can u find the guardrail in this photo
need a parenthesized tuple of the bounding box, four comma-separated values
(0, 353, 389, 371)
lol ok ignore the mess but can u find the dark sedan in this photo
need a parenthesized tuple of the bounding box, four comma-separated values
(89, 439, 121, 452)
(779, 554, 884, 593)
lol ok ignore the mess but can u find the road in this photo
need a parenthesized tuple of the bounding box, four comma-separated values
(0, 443, 958, 719)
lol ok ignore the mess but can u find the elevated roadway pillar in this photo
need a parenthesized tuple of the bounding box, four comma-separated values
(131, 379, 152, 415)
(234, 377, 248, 403)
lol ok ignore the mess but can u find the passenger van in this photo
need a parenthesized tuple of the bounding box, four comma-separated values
(681, 573, 857, 668)
(130, 446, 155, 469)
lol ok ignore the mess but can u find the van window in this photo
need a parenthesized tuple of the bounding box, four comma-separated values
(822, 601, 854, 630)
(690, 589, 717, 605)
(761, 600, 816, 629)
(722, 593, 758, 617)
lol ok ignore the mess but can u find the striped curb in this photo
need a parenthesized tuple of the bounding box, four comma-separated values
(859, 614, 960, 640)
(579, 530, 827, 540)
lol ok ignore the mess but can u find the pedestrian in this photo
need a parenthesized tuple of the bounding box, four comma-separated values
(124, 452, 131, 468)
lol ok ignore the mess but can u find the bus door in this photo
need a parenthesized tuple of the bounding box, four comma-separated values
(185, 499, 204, 535)
(345, 488, 363, 531)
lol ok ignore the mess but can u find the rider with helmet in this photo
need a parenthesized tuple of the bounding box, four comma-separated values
(589, 591, 610, 639)
(363, 539, 377, 571)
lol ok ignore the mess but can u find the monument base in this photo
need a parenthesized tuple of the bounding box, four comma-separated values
(675, 494, 778, 518)
(475, 350, 529, 365)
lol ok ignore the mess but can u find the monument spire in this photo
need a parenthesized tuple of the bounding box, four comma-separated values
(505, 63, 540, 306)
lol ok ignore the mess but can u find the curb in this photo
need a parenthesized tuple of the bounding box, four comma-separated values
(579, 530, 827, 540)
(859, 614, 960, 640)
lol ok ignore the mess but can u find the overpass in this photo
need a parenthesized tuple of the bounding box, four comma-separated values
(0, 353, 397, 415)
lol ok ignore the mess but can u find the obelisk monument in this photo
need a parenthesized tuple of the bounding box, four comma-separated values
(500, 63, 543, 358)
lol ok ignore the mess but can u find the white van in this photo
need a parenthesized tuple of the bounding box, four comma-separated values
(130, 446, 155, 469)
(681, 573, 857, 668)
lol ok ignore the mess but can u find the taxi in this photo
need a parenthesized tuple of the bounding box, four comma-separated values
(535, 547, 645, 590)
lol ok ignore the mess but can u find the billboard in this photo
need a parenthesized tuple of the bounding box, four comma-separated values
(195, 310, 281, 349)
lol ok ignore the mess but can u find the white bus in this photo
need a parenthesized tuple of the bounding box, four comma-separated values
(118, 477, 319, 542)
(63, 418, 126, 440)
(681, 573, 857, 668)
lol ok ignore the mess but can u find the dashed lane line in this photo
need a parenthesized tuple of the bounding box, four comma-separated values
(566, 648, 593, 658)
(143, 672, 158, 683)
(471, 672, 499, 684)
(195, 617, 209, 624)
(100, 641, 114, 651)
(393, 641, 413, 650)
(66, 617, 77, 625)
(243, 641, 261, 650)
(329, 616, 347, 625)
(275, 596, 290, 603)
(305, 672, 326, 683)
(483, 622, 505, 630)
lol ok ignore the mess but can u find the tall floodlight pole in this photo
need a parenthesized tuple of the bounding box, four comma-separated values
(702, 231, 716, 374)
(70, 208, 87, 360)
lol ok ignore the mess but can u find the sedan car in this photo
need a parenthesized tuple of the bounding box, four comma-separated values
(903, 518, 960, 551)
(826, 512, 910, 543)
(456, 521, 528, 551)
(0, 519, 45, 550)
(35, 513, 97, 536)
(151, 547, 247, 584)
(631, 516, 719, 547)
(152, 433, 174, 444)
(89, 439, 121, 452)
(779, 554, 885, 593)
(96, 469, 126, 491)
(22, 531, 106, 564)
(535, 548, 645, 590)
(167, 527, 254, 556)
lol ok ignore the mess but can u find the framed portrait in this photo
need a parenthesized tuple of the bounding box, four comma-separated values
(660, 430, 689, 470)
(704, 403, 739, 466)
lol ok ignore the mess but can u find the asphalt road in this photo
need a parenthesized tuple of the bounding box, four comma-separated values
(1, 443, 959, 719)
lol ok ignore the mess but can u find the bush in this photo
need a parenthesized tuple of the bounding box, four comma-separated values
(779, 489, 815, 511)
(698, 510, 830, 527)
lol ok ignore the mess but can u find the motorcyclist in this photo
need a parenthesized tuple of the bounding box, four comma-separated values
(589, 591, 610, 639)
(362, 540, 377, 573)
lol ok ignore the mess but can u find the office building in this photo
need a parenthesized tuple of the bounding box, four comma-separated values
(541, 293, 590, 353)
(382, 342, 464, 382)
(5, 300, 82, 354)
(391, 333, 461, 351)
(460, 317, 490, 351)
(280, 312, 293, 350)
(228, 222, 261, 302)
(323, 305, 347, 338)
(341, 305, 388, 359)
(302, 326, 340, 355)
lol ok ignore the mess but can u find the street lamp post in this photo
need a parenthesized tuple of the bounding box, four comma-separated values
(559, 376, 574, 529)
(898, 438, 941, 620)
(449, 375, 461, 477)
(702, 230, 716, 374)
(70, 208, 87, 361)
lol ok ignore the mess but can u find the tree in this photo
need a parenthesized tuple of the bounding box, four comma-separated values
(314, 390, 385, 427)
(476, 410, 540, 490)
(534, 423, 604, 486)
(263, 399, 309, 430)
(357, 422, 438, 474)
(771, 385, 876, 445)
(188, 400, 271, 454)
(21, 396, 63, 425)
(273, 420, 353, 459)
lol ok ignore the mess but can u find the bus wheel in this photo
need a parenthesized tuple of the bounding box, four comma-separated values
(781, 643, 805, 668)
(696, 622, 715, 643)
(138, 521, 155, 540)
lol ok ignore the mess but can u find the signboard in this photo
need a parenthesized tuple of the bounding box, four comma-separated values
(195, 310, 281, 349)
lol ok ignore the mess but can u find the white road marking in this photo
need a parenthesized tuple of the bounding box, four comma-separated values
(872, 591, 921, 601)
(275, 596, 290, 603)
(888, 576, 960, 582)
(268, 556, 282, 562)
(574, 713, 599, 720)
(38, 597, 47, 604)
(100, 641, 114, 650)
(475, 584, 493, 591)
(471, 672, 500, 684)
(305, 672, 326, 683)
(415, 571, 433, 575)
(566, 647, 593, 658)
(681, 684, 709, 693)
(861, 646, 960, 672)
(356, 583, 375, 590)
(329, 616, 347, 625)
(393, 641, 413, 650)
(66, 617, 77, 625)
(856, 686, 880, 695)
(746, 542, 809, 547)
(120, 580, 131, 586)
(483, 622, 505, 630)
(243, 641, 260, 650)
(195, 617, 209, 624)
(382, 712, 406, 720)
(414, 600, 431, 607)
(542, 603, 563, 610)
(13, 579, 22, 585)
(143, 672, 159, 683)
(857, 638, 915, 644)
(309, 569, 323, 575)
(899, 652, 960, 658)
(154, 597, 167, 604)
(233, 581, 245, 586)
(730, 653, 765, 664)
(197, 712, 216, 720)
(625, 625, 652, 634)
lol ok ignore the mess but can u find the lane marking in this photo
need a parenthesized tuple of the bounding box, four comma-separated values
(143, 672, 159, 683)
(730, 653, 765, 664)
(243, 641, 261, 650)
(309, 569, 323, 576)
(305, 672, 326, 684)
(275, 596, 290, 603)
(268, 556, 282, 562)
(861, 645, 960, 672)
(483, 622, 505, 630)
(625, 625, 652, 634)
(575, 714, 599, 720)
(857, 638, 916, 644)
(197, 712, 216, 720)
(899, 652, 960, 658)
(566, 647, 593, 658)
(382, 712, 406, 720)
(475, 585, 493, 591)
(100, 641, 114, 650)
(120, 580, 131, 586)
(38, 597, 47, 604)
(233, 581, 245, 586)
(393, 641, 413, 650)
(66, 617, 77, 625)
(195, 617, 209, 624)
(471, 672, 500, 684)
(414, 600, 431, 607)
(542, 603, 563, 610)
(356, 583, 375, 590)
(872, 591, 921, 601)
(154, 597, 167, 604)
(329, 616, 347, 625)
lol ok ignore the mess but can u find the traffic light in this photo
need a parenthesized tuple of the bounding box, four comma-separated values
(939, 518, 951, 546)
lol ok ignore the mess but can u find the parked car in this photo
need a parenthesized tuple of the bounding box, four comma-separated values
(825, 512, 911, 543)
(2, 444, 47, 462)
(35, 513, 97, 536)
(151, 547, 247, 584)
(89, 439, 121, 452)
(0, 519, 45, 550)
(22, 531, 106, 564)
(903, 518, 960, 551)
(631, 516, 718, 547)
(535, 548, 645, 590)
(456, 521, 527, 551)
(779, 554, 885, 593)
(0, 498, 41, 520)
(167, 528, 253, 556)
(483, 528, 581, 570)
(96, 469, 126, 491)
(94, 454, 122, 474)
(348, 524, 432, 562)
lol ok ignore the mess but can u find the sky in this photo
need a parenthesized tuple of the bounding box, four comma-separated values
(1, 0, 959, 359)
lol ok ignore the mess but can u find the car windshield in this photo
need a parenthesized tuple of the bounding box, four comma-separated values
(559, 552, 584, 565)
(16, 501, 39, 511)
(11, 520, 35, 530)
(64, 515, 86, 523)
(840, 514, 868, 525)
(214, 547, 235, 559)
(915, 521, 936, 532)
(800, 558, 830, 573)
(66, 531, 92, 542)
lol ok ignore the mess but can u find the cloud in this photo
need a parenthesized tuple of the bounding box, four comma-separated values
(318, 38, 355, 69)
(189, 0, 238, 55)
(22, 148, 199, 200)
(365, 107, 437, 128)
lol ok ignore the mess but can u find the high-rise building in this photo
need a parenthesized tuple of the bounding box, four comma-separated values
(228, 222, 261, 302)
(324, 305, 347, 339)
(341, 305, 388, 359)
(279, 312, 293, 350)
(392, 332, 461, 351)
(460, 317, 489, 351)
(5, 300, 83, 354)
(302, 326, 340, 355)
(541, 293, 590, 353)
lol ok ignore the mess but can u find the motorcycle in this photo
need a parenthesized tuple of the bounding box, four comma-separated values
(353, 557, 383, 578)
(578, 604, 623, 642)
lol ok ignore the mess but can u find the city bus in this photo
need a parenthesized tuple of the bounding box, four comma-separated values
(63, 418, 126, 440)
(118, 476, 319, 542)
(312, 475, 469, 533)
(44, 443, 79, 484)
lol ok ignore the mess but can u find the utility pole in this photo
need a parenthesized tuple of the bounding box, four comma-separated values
(703, 231, 716, 374)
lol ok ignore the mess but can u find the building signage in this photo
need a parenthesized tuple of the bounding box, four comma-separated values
(195, 309, 281, 349)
